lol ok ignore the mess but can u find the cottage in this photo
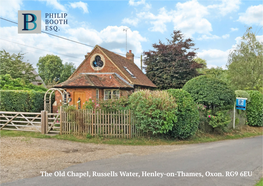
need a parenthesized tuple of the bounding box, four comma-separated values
(53, 45, 156, 111)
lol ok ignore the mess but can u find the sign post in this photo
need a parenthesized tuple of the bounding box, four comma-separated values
(233, 97, 248, 129)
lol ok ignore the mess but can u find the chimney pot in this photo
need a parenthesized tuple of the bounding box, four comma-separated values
(126, 50, 134, 63)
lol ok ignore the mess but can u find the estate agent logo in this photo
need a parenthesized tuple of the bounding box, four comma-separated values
(18, 10, 41, 34)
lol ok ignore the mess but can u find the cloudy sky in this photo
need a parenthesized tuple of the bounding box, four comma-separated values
(0, 0, 262, 71)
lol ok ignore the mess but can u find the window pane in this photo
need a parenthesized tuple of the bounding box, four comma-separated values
(104, 90, 111, 100)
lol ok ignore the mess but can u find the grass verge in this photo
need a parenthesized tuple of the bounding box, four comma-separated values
(0, 125, 262, 146)
(255, 178, 263, 186)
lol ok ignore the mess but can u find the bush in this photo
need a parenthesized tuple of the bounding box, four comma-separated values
(235, 90, 251, 102)
(129, 90, 177, 135)
(167, 89, 199, 139)
(246, 90, 263, 127)
(98, 97, 129, 111)
(0, 74, 47, 92)
(182, 75, 235, 109)
(207, 110, 231, 129)
(0, 90, 46, 112)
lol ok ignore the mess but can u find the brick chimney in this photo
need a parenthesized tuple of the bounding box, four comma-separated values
(126, 50, 134, 63)
(85, 52, 90, 58)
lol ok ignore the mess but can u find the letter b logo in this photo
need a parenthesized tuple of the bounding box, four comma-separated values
(18, 11, 41, 33)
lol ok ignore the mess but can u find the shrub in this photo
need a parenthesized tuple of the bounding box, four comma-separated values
(129, 90, 177, 134)
(98, 97, 129, 111)
(246, 90, 263, 127)
(0, 74, 47, 92)
(207, 110, 231, 128)
(235, 90, 251, 103)
(83, 98, 95, 109)
(0, 90, 46, 112)
(167, 89, 199, 139)
(182, 75, 235, 110)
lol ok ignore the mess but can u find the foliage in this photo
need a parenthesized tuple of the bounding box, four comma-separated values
(37, 54, 64, 84)
(129, 90, 177, 135)
(235, 90, 251, 103)
(144, 30, 203, 89)
(167, 89, 199, 139)
(183, 75, 235, 109)
(83, 98, 95, 109)
(227, 27, 263, 92)
(204, 67, 230, 85)
(0, 74, 47, 92)
(193, 57, 207, 74)
(98, 97, 129, 111)
(207, 110, 231, 129)
(60, 62, 76, 82)
(0, 50, 38, 83)
(246, 90, 263, 127)
(37, 55, 76, 84)
(63, 105, 77, 112)
(0, 90, 46, 112)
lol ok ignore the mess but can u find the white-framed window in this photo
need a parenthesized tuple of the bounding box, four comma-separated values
(104, 89, 120, 100)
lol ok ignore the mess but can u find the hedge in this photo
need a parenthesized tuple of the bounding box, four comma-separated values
(0, 90, 46, 112)
(167, 89, 199, 139)
(182, 75, 235, 109)
(246, 90, 263, 127)
(235, 90, 251, 103)
(129, 90, 178, 135)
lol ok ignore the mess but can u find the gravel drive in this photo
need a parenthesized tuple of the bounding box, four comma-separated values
(0, 137, 185, 184)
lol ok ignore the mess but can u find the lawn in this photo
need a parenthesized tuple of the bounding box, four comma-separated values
(0, 125, 262, 146)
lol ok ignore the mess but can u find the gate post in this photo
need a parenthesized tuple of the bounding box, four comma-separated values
(41, 111, 46, 134)
(60, 106, 62, 135)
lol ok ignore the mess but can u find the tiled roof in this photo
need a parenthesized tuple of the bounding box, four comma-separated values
(99, 46, 156, 88)
(54, 73, 133, 89)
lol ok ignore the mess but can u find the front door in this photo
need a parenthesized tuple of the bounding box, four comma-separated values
(73, 92, 85, 109)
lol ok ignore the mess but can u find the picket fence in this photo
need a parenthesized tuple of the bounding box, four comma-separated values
(61, 109, 141, 138)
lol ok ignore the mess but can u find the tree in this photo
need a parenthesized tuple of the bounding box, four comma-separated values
(60, 62, 76, 82)
(37, 54, 63, 84)
(204, 67, 230, 85)
(193, 57, 207, 74)
(0, 50, 37, 83)
(227, 27, 263, 91)
(144, 30, 203, 89)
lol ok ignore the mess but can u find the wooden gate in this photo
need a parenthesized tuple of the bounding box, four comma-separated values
(0, 108, 62, 134)
(46, 112, 61, 134)
(0, 111, 42, 132)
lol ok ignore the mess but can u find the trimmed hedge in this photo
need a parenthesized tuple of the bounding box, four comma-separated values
(246, 90, 263, 127)
(129, 90, 178, 135)
(167, 89, 199, 139)
(0, 90, 46, 112)
(235, 90, 251, 103)
(182, 75, 235, 109)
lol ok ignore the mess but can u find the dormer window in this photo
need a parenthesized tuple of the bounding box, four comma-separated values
(124, 66, 136, 78)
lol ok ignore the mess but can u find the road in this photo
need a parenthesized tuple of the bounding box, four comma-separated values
(2, 136, 263, 186)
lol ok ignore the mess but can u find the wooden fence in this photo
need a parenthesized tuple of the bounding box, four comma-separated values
(0, 108, 142, 138)
(61, 109, 141, 138)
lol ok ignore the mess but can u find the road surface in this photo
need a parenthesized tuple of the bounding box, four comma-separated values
(2, 136, 263, 186)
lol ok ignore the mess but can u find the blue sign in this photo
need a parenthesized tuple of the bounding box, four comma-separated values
(236, 98, 247, 110)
